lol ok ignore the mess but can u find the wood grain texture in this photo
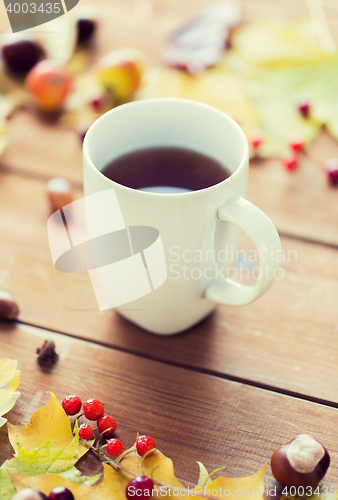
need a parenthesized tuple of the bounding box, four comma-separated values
(1, 171, 338, 403)
(1, 323, 338, 486)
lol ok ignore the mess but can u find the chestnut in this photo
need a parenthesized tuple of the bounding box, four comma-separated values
(11, 488, 48, 500)
(46, 178, 73, 212)
(76, 18, 97, 45)
(271, 434, 330, 488)
(0, 290, 19, 320)
(2, 39, 45, 75)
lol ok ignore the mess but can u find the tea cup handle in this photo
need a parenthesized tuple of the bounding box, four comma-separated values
(204, 194, 282, 306)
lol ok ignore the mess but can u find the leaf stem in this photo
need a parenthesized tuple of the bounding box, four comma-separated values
(140, 447, 157, 475)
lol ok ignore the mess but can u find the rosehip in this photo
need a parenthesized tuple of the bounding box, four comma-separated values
(126, 476, 154, 500)
(289, 138, 305, 153)
(79, 423, 93, 440)
(25, 60, 72, 111)
(97, 414, 117, 437)
(97, 48, 144, 101)
(61, 395, 82, 416)
(107, 438, 123, 457)
(282, 154, 299, 171)
(324, 158, 338, 186)
(83, 399, 104, 420)
(250, 131, 264, 151)
(48, 487, 74, 500)
(136, 435, 156, 457)
(298, 99, 311, 118)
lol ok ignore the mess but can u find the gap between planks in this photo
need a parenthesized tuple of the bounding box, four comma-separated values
(15, 318, 338, 412)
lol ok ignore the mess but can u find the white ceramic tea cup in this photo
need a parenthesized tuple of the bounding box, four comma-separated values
(83, 98, 281, 335)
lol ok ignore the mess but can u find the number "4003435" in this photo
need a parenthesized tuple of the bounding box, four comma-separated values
(6, 3, 61, 14)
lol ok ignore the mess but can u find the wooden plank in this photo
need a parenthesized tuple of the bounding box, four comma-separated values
(1, 171, 338, 403)
(1, 323, 338, 486)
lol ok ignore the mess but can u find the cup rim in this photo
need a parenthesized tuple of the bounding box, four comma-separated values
(83, 98, 249, 197)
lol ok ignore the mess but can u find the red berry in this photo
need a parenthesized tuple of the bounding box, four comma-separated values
(79, 423, 93, 440)
(126, 476, 154, 500)
(289, 138, 305, 152)
(282, 154, 299, 171)
(89, 96, 103, 110)
(136, 435, 156, 457)
(97, 414, 117, 437)
(250, 131, 264, 150)
(62, 395, 82, 416)
(298, 99, 311, 118)
(83, 399, 104, 420)
(106, 438, 123, 457)
(324, 158, 338, 186)
(49, 487, 74, 500)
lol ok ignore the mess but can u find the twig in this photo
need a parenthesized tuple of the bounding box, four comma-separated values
(79, 439, 223, 500)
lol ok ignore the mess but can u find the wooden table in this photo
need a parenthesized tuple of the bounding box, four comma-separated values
(1, 0, 338, 494)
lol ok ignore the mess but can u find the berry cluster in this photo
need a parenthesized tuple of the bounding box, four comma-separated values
(282, 137, 305, 172)
(249, 131, 306, 172)
(248, 97, 337, 186)
(62, 395, 120, 455)
(62, 395, 157, 500)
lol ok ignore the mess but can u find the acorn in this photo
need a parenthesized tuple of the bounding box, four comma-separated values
(271, 434, 330, 488)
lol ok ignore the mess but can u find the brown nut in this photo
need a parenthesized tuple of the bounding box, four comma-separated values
(47, 177, 73, 212)
(0, 291, 19, 320)
(11, 488, 48, 500)
(271, 434, 330, 488)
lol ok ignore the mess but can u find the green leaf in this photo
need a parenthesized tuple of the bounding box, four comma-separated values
(0, 424, 98, 500)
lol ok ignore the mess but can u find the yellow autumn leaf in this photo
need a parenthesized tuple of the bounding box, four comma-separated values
(7, 392, 88, 457)
(0, 423, 99, 500)
(9, 444, 267, 500)
(0, 358, 20, 428)
(10, 463, 133, 500)
(124, 448, 183, 488)
(230, 19, 335, 156)
(231, 19, 327, 70)
(205, 464, 266, 500)
(137, 64, 260, 132)
(139, 16, 338, 157)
